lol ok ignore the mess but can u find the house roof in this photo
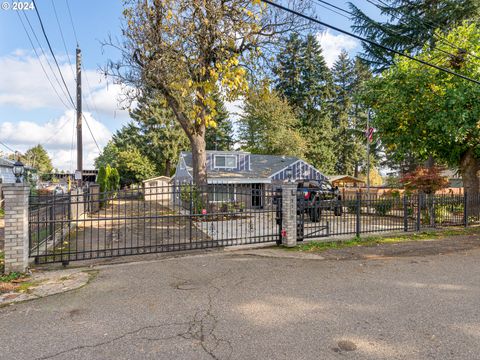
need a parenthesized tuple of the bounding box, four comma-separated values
(180, 151, 301, 180)
(142, 176, 171, 183)
(0, 157, 14, 168)
(329, 175, 365, 184)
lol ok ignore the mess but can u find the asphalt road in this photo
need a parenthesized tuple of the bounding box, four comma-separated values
(1, 247, 480, 359)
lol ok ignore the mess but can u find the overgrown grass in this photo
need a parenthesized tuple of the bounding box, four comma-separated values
(0, 208, 4, 218)
(287, 226, 480, 253)
(0, 251, 4, 274)
(0, 271, 22, 283)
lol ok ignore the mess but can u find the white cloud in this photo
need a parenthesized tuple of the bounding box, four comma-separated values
(0, 50, 132, 121)
(0, 110, 111, 171)
(317, 30, 360, 67)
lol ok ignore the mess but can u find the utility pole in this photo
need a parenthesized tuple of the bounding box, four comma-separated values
(76, 47, 83, 187)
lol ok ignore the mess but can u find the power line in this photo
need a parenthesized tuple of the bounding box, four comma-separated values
(260, 0, 480, 85)
(31, 0, 76, 109)
(82, 114, 101, 153)
(0, 141, 16, 154)
(64, 0, 79, 46)
(312, 0, 350, 19)
(316, 0, 471, 63)
(21, 12, 72, 107)
(16, 12, 71, 110)
(51, 0, 76, 80)
(365, 0, 480, 62)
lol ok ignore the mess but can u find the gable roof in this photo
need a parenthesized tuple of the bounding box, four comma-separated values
(179, 151, 312, 180)
(0, 158, 14, 168)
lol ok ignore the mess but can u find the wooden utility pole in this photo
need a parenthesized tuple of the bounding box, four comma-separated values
(76, 47, 83, 187)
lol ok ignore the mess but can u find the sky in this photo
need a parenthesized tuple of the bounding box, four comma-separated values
(0, 0, 379, 171)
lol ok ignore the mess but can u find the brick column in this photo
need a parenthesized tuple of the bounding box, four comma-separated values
(3, 184, 30, 273)
(281, 183, 297, 247)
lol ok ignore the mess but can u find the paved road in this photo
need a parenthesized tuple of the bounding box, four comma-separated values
(1, 247, 480, 359)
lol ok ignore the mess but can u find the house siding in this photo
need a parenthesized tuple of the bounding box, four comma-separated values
(270, 160, 326, 181)
(173, 157, 192, 182)
(0, 166, 15, 184)
(207, 153, 250, 172)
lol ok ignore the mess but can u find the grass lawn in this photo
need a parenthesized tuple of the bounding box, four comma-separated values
(285, 226, 480, 253)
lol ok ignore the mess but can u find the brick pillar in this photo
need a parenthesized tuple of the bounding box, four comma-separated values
(281, 183, 297, 247)
(3, 184, 30, 273)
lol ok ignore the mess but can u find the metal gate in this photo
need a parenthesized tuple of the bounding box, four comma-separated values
(28, 183, 282, 264)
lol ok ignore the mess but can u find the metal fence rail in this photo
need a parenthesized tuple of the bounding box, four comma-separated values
(296, 191, 475, 241)
(29, 183, 281, 264)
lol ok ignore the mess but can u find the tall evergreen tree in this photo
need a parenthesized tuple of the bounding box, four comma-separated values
(274, 34, 336, 173)
(331, 51, 356, 175)
(130, 94, 189, 176)
(205, 94, 234, 151)
(349, 0, 480, 70)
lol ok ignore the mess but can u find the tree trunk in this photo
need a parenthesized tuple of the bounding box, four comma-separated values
(190, 131, 207, 186)
(164, 159, 171, 177)
(460, 148, 480, 219)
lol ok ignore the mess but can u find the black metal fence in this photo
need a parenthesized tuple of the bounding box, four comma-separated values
(297, 191, 476, 241)
(27, 182, 480, 264)
(28, 182, 280, 264)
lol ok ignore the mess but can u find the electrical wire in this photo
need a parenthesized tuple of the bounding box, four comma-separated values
(31, 0, 76, 109)
(365, 0, 480, 62)
(260, 0, 480, 85)
(21, 12, 72, 107)
(16, 12, 71, 110)
(82, 114, 101, 153)
(51, 0, 76, 80)
(65, 0, 79, 46)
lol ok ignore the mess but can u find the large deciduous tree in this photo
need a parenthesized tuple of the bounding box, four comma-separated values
(365, 23, 480, 204)
(106, 0, 310, 185)
(21, 145, 53, 180)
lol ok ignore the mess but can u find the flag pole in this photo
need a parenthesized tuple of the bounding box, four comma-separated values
(366, 109, 370, 195)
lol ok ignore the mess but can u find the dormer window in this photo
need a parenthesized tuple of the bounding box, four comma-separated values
(214, 155, 237, 169)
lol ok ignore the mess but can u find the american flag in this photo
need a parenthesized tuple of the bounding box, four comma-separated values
(366, 127, 374, 142)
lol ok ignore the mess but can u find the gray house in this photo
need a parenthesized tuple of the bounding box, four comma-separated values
(0, 158, 17, 184)
(173, 151, 327, 209)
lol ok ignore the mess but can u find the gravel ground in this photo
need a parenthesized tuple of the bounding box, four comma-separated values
(1, 239, 480, 360)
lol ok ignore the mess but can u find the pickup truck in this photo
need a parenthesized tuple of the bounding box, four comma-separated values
(297, 180, 343, 222)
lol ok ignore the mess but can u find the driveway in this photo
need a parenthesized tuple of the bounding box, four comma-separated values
(1, 246, 480, 359)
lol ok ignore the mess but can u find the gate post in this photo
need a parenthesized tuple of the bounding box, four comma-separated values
(403, 195, 408, 232)
(2, 184, 30, 273)
(281, 183, 297, 247)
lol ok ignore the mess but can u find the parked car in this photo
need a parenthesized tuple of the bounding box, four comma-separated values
(297, 179, 343, 222)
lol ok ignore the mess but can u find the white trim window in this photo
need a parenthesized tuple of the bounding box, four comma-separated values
(214, 155, 237, 169)
(208, 184, 235, 202)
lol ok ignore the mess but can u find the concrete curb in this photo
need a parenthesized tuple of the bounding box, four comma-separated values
(0, 268, 94, 307)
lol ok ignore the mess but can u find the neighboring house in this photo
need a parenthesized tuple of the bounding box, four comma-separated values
(173, 151, 327, 209)
(0, 158, 17, 184)
(441, 169, 463, 188)
(329, 175, 365, 188)
(143, 176, 171, 204)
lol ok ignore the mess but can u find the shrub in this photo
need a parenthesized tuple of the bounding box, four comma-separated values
(344, 200, 358, 214)
(374, 199, 393, 216)
(179, 184, 206, 214)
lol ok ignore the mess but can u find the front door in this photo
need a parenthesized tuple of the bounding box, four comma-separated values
(251, 184, 263, 208)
